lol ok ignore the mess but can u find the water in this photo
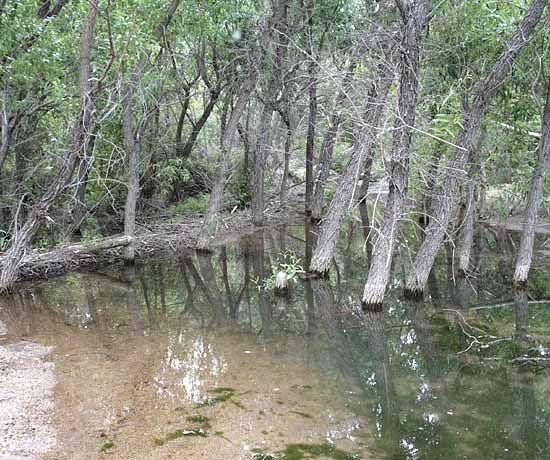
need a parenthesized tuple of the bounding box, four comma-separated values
(1, 223, 550, 459)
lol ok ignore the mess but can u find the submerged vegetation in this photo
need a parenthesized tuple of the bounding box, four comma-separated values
(251, 443, 360, 460)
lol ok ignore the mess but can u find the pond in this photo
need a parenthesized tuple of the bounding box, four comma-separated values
(1, 221, 550, 460)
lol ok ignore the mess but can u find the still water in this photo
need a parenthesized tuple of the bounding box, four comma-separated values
(1, 223, 550, 459)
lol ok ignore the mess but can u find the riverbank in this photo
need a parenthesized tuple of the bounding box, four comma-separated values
(0, 321, 56, 460)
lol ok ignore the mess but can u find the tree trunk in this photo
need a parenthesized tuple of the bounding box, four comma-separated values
(358, 155, 374, 247)
(279, 117, 292, 207)
(175, 87, 191, 156)
(122, 0, 181, 263)
(196, 0, 275, 251)
(419, 146, 442, 228)
(361, 0, 430, 309)
(308, 59, 393, 275)
(0, 0, 99, 291)
(251, 0, 288, 226)
(311, 63, 356, 221)
(405, 0, 547, 299)
(458, 128, 487, 275)
(304, 0, 317, 216)
(179, 88, 220, 158)
(70, 126, 98, 240)
(513, 84, 550, 285)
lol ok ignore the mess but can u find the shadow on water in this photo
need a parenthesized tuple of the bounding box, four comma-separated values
(1, 222, 550, 459)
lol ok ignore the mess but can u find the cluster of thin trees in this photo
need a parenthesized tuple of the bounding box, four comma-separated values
(0, 0, 549, 305)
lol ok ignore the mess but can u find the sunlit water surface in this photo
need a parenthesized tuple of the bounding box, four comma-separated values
(1, 223, 550, 460)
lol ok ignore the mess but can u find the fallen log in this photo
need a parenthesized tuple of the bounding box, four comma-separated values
(0, 199, 304, 286)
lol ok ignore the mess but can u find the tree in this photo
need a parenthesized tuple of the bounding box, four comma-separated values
(514, 81, 550, 285)
(308, 30, 395, 276)
(405, 0, 547, 299)
(0, 0, 100, 291)
(361, 0, 430, 309)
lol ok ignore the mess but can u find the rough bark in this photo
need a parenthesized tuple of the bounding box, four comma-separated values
(358, 155, 374, 246)
(304, 0, 317, 216)
(196, 0, 274, 251)
(311, 62, 356, 221)
(0, 0, 99, 291)
(458, 128, 487, 275)
(513, 84, 550, 285)
(361, 0, 430, 309)
(308, 56, 394, 275)
(419, 146, 442, 227)
(279, 115, 292, 207)
(252, 0, 288, 226)
(122, 0, 181, 262)
(405, 0, 547, 299)
(179, 88, 220, 158)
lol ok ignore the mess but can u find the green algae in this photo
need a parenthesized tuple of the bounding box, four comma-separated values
(99, 441, 115, 453)
(152, 428, 207, 446)
(281, 443, 360, 460)
(197, 387, 244, 408)
(251, 443, 360, 460)
(186, 415, 211, 428)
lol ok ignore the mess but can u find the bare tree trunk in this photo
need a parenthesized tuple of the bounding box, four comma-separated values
(196, 0, 274, 251)
(252, 0, 288, 226)
(311, 63, 356, 221)
(514, 84, 550, 285)
(309, 58, 393, 276)
(419, 146, 442, 228)
(405, 0, 547, 299)
(458, 128, 487, 275)
(70, 127, 98, 240)
(179, 89, 220, 158)
(0, 0, 99, 291)
(304, 0, 317, 216)
(457, 182, 475, 275)
(122, 0, 181, 263)
(358, 155, 374, 254)
(175, 86, 192, 156)
(361, 0, 430, 309)
(279, 116, 292, 206)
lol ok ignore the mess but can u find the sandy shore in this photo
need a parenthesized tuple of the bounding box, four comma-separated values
(0, 320, 56, 460)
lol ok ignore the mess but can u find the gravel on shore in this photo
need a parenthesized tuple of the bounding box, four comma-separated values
(0, 321, 56, 460)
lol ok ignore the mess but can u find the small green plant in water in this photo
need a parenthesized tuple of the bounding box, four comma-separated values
(253, 250, 304, 291)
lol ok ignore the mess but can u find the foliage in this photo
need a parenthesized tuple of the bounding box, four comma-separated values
(254, 250, 304, 291)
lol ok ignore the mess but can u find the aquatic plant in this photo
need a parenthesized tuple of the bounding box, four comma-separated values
(251, 443, 360, 460)
(153, 428, 207, 446)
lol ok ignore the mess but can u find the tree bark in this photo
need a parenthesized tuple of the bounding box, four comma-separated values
(311, 62, 356, 221)
(458, 128, 487, 275)
(196, 0, 274, 251)
(122, 0, 181, 263)
(405, 0, 547, 299)
(308, 58, 393, 275)
(304, 0, 317, 216)
(513, 83, 550, 285)
(252, 0, 288, 226)
(179, 88, 220, 158)
(0, 0, 99, 291)
(361, 0, 430, 309)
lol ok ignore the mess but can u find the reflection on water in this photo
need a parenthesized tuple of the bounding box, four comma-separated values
(1, 222, 550, 459)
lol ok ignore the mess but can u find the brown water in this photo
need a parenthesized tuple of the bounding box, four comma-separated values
(1, 223, 550, 459)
